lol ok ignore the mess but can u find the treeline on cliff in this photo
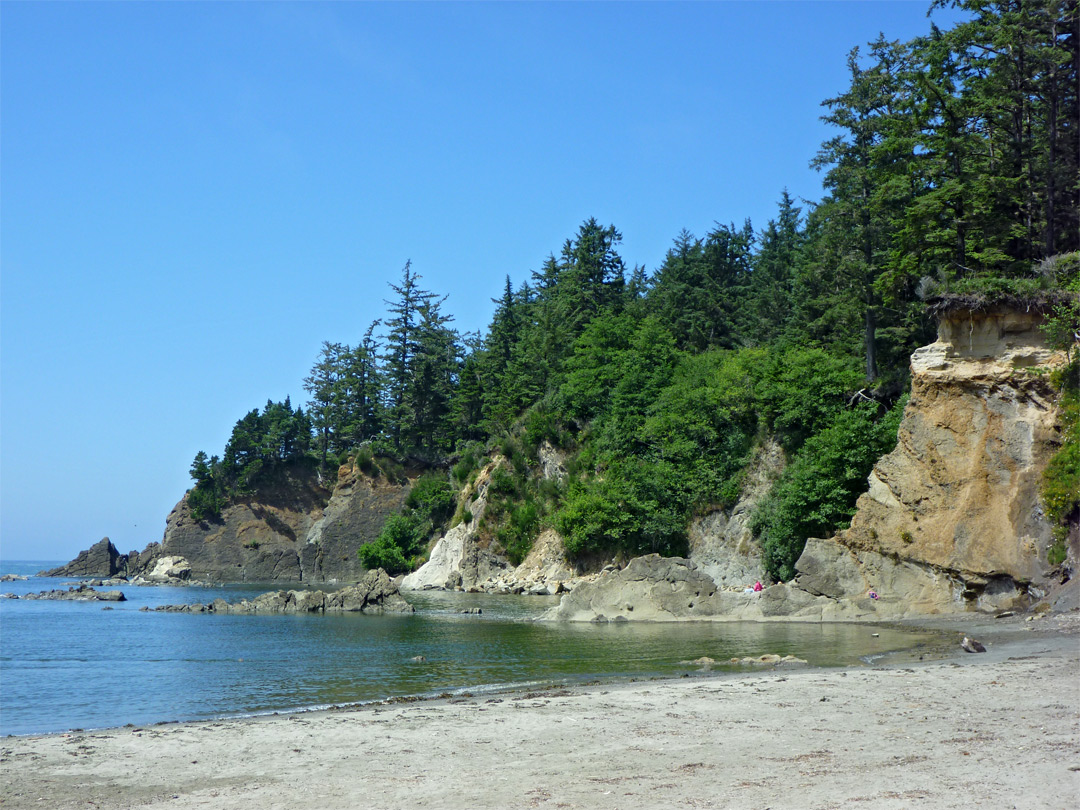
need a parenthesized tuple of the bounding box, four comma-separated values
(188, 1, 1079, 580)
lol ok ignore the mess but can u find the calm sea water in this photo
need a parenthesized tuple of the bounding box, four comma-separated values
(0, 559, 946, 736)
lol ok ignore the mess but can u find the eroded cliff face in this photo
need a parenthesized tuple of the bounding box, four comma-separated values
(402, 444, 589, 595)
(400, 459, 515, 592)
(780, 307, 1069, 618)
(686, 439, 780, 589)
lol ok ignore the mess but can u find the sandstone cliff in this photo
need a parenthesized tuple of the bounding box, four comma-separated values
(778, 305, 1070, 619)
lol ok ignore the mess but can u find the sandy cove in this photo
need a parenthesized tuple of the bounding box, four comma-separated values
(2, 618, 1077, 810)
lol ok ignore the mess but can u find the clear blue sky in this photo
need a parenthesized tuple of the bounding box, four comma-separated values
(1, 1, 966, 561)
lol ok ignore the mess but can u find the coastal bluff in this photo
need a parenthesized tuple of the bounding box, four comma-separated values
(48, 305, 1073, 619)
(548, 305, 1074, 622)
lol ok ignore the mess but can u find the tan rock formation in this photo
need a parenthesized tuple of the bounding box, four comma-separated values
(780, 306, 1070, 618)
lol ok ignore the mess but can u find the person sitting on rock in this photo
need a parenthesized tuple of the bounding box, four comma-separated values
(752, 581, 763, 592)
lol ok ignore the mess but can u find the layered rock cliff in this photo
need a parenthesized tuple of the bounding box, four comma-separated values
(50, 462, 409, 583)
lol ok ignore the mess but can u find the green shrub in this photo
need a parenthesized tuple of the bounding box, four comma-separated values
(753, 347, 864, 453)
(753, 397, 906, 582)
(488, 466, 517, 497)
(452, 449, 478, 484)
(188, 483, 224, 522)
(359, 512, 426, 575)
(358, 534, 412, 575)
(522, 406, 565, 457)
(554, 457, 689, 559)
(405, 473, 455, 524)
(496, 499, 542, 565)
(355, 444, 375, 473)
(1042, 358, 1079, 562)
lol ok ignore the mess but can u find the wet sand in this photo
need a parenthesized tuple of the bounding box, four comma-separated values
(2, 616, 1077, 810)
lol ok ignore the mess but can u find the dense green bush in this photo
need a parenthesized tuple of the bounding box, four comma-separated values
(753, 347, 864, 452)
(555, 457, 689, 558)
(487, 466, 518, 497)
(451, 446, 479, 484)
(496, 499, 542, 565)
(405, 473, 455, 523)
(358, 515, 417, 575)
(753, 397, 906, 581)
(1042, 360, 1079, 566)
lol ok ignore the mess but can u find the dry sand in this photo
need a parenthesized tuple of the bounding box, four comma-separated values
(2, 617, 1078, 810)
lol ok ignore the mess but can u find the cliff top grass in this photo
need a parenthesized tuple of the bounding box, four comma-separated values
(922, 253, 1079, 317)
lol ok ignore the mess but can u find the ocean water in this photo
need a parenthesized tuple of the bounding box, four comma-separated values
(0, 560, 945, 736)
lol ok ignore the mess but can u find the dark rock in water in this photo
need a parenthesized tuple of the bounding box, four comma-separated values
(15, 585, 126, 602)
(153, 568, 413, 615)
(39, 538, 125, 578)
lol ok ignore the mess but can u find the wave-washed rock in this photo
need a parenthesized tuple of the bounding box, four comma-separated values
(2, 585, 126, 602)
(145, 568, 412, 615)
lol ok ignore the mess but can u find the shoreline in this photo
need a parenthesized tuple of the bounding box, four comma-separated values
(0, 612, 962, 740)
(2, 614, 1077, 809)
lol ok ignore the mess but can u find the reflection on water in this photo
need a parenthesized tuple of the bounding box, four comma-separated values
(0, 567, 947, 736)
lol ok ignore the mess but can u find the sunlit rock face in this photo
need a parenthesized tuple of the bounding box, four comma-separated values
(686, 439, 780, 590)
(788, 307, 1069, 618)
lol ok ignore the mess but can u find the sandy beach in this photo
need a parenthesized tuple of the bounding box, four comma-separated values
(2, 617, 1077, 810)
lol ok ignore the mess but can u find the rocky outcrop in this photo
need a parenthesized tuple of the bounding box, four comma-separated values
(401, 460, 512, 591)
(149, 569, 412, 614)
(544, 555, 724, 621)
(51, 463, 409, 585)
(686, 439, 780, 589)
(40, 538, 125, 578)
(140, 556, 192, 582)
(146, 466, 330, 583)
(4, 585, 126, 602)
(771, 306, 1070, 619)
(485, 529, 576, 595)
(298, 464, 411, 582)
